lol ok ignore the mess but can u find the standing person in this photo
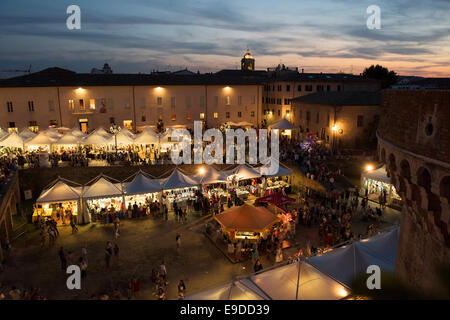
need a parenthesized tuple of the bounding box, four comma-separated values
(254, 259, 263, 273)
(66, 251, 74, 265)
(79, 257, 87, 279)
(176, 233, 181, 253)
(105, 242, 112, 269)
(113, 243, 120, 264)
(160, 260, 167, 283)
(132, 278, 141, 298)
(70, 215, 78, 234)
(81, 246, 88, 264)
(58, 247, 67, 271)
(178, 280, 186, 299)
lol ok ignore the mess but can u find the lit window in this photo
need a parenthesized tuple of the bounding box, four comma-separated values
(226, 112, 230, 119)
(79, 99, 85, 110)
(186, 113, 191, 120)
(237, 111, 242, 118)
(171, 97, 176, 108)
(48, 100, 55, 112)
(157, 97, 162, 105)
(213, 112, 218, 119)
(238, 96, 242, 105)
(69, 99, 74, 111)
(225, 96, 230, 105)
(200, 113, 205, 119)
(89, 99, 96, 110)
(251, 111, 255, 117)
(171, 114, 176, 121)
(123, 120, 133, 130)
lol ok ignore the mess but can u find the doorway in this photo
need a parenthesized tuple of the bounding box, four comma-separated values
(79, 118, 89, 133)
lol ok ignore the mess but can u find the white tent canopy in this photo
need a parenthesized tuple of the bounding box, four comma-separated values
(357, 227, 399, 266)
(82, 128, 112, 145)
(259, 158, 293, 177)
(225, 121, 254, 127)
(250, 262, 350, 300)
(42, 127, 63, 139)
(186, 279, 270, 300)
(161, 168, 198, 190)
(125, 172, 162, 195)
(25, 132, 57, 146)
(18, 127, 37, 141)
(226, 164, 261, 181)
(54, 132, 83, 145)
(82, 176, 123, 199)
(0, 132, 25, 148)
(361, 166, 391, 184)
(269, 118, 296, 130)
(112, 130, 135, 146)
(193, 166, 228, 185)
(36, 179, 82, 203)
(70, 127, 87, 138)
(0, 127, 8, 140)
(134, 127, 159, 145)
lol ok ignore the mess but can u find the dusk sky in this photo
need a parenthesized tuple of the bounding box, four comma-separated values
(0, 0, 449, 77)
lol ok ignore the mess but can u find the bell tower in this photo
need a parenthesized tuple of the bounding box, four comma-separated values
(241, 49, 255, 71)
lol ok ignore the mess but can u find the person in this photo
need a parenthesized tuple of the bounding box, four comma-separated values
(254, 259, 263, 273)
(70, 216, 78, 234)
(132, 278, 141, 298)
(80, 257, 87, 278)
(160, 260, 167, 282)
(9, 286, 21, 300)
(113, 243, 120, 264)
(81, 246, 88, 264)
(127, 281, 133, 300)
(178, 280, 186, 299)
(176, 233, 181, 253)
(251, 248, 260, 263)
(158, 287, 166, 300)
(105, 242, 112, 268)
(58, 247, 67, 271)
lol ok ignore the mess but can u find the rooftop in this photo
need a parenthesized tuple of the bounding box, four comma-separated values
(291, 91, 382, 106)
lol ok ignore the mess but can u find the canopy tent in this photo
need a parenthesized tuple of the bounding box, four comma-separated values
(159, 127, 190, 145)
(82, 128, 112, 145)
(25, 132, 57, 146)
(82, 175, 123, 199)
(55, 127, 71, 134)
(125, 171, 162, 195)
(357, 227, 399, 266)
(214, 204, 280, 232)
(269, 118, 296, 130)
(42, 127, 63, 139)
(256, 192, 296, 207)
(0, 132, 25, 148)
(70, 127, 87, 138)
(258, 158, 293, 177)
(36, 178, 82, 203)
(112, 130, 135, 146)
(18, 127, 37, 141)
(193, 166, 228, 185)
(0, 127, 7, 140)
(225, 121, 254, 128)
(134, 127, 159, 145)
(226, 164, 261, 181)
(361, 166, 391, 184)
(186, 279, 270, 300)
(307, 233, 398, 287)
(54, 132, 83, 145)
(250, 262, 350, 300)
(160, 168, 198, 190)
(119, 127, 135, 139)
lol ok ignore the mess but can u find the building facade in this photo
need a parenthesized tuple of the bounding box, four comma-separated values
(377, 89, 450, 293)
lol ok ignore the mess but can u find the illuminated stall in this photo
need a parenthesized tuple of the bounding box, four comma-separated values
(25, 131, 56, 151)
(360, 166, 401, 206)
(82, 174, 124, 223)
(160, 168, 198, 210)
(224, 164, 261, 199)
(269, 117, 296, 138)
(124, 171, 161, 207)
(34, 178, 82, 224)
(258, 158, 293, 194)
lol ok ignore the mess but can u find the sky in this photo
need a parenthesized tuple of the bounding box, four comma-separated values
(0, 0, 449, 78)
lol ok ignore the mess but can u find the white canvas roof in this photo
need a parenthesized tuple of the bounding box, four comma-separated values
(25, 132, 57, 145)
(193, 166, 228, 185)
(250, 262, 350, 300)
(161, 168, 198, 190)
(0, 127, 7, 139)
(357, 227, 399, 266)
(18, 128, 37, 141)
(42, 127, 63, 139)
(186, 279, 269, 300)
(70, 127, 87, 138)
(114, 130, 134, 146)
(54, 132, 82, 145)
(259, 158, 293, 177)
(125, 172, 161, 195)
(82, 176, 123, 199)
(134, 128, 159, 145)
(0, 132, 25, 148)
(227, 164, 261, 181)
(36, 180, 81, 203)
(269, 118, 296, 130)
(361, 166, 391, 184)
(82, 129, 112, 145)
(307, 240, 396, 287)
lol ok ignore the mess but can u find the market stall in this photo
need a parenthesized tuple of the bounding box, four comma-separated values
(160, 168, 199, 210)
(25, 131, 57, 151)
(214, 204, 280, 242)
(0, 132, 25, 149)
(124, 171, 162, 209)
(269, 117, 297, 138)
(34, 178, 82, 224)
(81, 174, 124, 223)
(18, 127, 37, 141)
(360, 166, 401, 206)
(53, 132, 83, 151)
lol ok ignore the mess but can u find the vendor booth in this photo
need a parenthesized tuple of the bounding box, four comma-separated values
(124, 171, 161, 208)
(34, 178, 82, 224)
(82, 174, 124, 223)
(134, 127, 159, 145)
(25, 132, 57, 151)
(360, 166, 401, 207)
(214, 204, 280, 241)
(160, 168, 198, 209)
(269, 118, 296, 139)
(18, 127, 37, 141)
(0, 132, 25, 149)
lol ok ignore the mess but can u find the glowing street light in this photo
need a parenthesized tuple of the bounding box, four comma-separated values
(155, 86, 163, 92)
(76, 87, 84, 94)
(332, 124, 338, 131)
(198, 167, 205, 175)
(365, 164, 374, 172)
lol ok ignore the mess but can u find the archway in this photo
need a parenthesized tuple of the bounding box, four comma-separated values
(380, 148, 386, 164)
(440, 176, 450, 204)
(388, 153, 396, 171)
(400, 159, 411, 180)
(417, 167, 432, 192)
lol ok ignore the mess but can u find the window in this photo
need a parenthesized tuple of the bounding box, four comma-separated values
(316, 85, 324, 92)
(8, 122, 15, 128)
(357, 115, 364, 127)
(316, 112, 320, 123)
(306, 111, 311, 121)
(28, 101, 34, 112)
(286, 85, 290, 92)
(277, 85, 282, 91)
(49, 120, 58, 127)
(278, 110, 280, 116)
(186, 96, 191, 107)
(89, 99, 96, 110)
(213, 112, 218, 119)
(226, 112, 230, 119)
(251, 96, 255, 104)
(251, 111, 255, 117)
(337, 85, 341, 91)
(186, 113, 191, 120)
(109, 117, 115, 124)
(237, 111, 242, 118)
(124, 99, 130, 109)
(238, 96, 242, 105)
(214, 96, 219, 106)
(200, 113, 205, 119)
(171, 114, 176, 121)
(171, 97, 176, 108)
(28, 121, 38, 133)
(305, 85, 313, 92)
(68, 99, 74, 112)
(79, 99, 85, 110)
(327, 114, 330, 127)
(277, 98, 282, 105)
(284, 99, 290, 105)
(157, 97, 162, 105)
(297, 85, 302, 91)
(225, 96, 231, 106)
(141, 115, 146, 122)
(200, 96, 205, 107)
(6, 101, 13, 112)
(48, 100, 55, 112)
(327, 85, 331, 92)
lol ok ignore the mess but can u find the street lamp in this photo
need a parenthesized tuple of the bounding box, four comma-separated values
(110, 124, 121, 157)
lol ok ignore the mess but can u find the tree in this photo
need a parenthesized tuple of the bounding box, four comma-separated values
(362, 64, 398, 89)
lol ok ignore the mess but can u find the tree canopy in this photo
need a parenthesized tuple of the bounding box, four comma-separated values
(362, 64, 398, 88)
